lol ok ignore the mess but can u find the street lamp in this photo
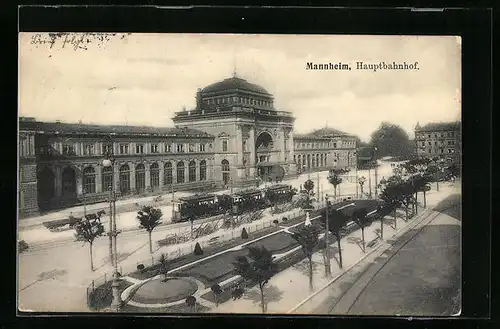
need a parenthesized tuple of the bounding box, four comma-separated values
(323, 194, 332, 277)
(102, 155, 122, 311)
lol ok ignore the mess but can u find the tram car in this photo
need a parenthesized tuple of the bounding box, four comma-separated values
(231, 189, 267, 215)
(171, 193, 222, 223)
(171, 184, 296, 223)
(264, 184, 296, 205)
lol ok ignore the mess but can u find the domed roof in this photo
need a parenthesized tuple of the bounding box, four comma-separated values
(201, 76, 271, 95)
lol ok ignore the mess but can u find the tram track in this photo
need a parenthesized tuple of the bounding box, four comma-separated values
(323, 203, 459, 315)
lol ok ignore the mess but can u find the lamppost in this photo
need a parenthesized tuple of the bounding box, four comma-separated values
(102, 155, 122, 311)
(373, 147, 378, 198)
(358, 176, 366, 199)
(353, 151, 359, 198)
(323, 194, 332, 278)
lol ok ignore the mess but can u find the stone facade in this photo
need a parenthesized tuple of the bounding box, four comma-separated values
(414, 121, 461, 163)
(18, 75, 358, 215)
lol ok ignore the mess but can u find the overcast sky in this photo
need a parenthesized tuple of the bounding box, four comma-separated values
(19, 33, 461, 142)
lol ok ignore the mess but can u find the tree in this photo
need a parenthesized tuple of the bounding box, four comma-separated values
(379, 179, 403, 226)
(400, 181, 416, 220)
(185, 295, 197, 313)
(74, 213, 105, 271)
(370, 122, 414, 159)
(413, 175, 431, 208)
(320, 208, 348, 269)
(137, 206, 163, 254)
(375, 205, 390, 240)
(291, 224, 320, 291)
(210, 284, 223, 307)
(194, 242, 203, 255)
(158, 253, 169, 281)
(303, 179, 315, 196)
(328, 173, 343, 197)
(352, 208, 371, 252)
(233, 246, 278, 313)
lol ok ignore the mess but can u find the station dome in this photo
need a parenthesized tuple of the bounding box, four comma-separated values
(201, 76, 271, 96)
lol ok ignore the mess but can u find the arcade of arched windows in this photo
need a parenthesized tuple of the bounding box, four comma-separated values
(293, 153, 329, 170)
(36, 158, 214, 201)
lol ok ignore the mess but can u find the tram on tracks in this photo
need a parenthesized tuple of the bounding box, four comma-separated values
(171, 184, 296, 223)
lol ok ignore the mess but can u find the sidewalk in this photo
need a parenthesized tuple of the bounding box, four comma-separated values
(207, 181, 460, 314)
(17, 169, 340, 230)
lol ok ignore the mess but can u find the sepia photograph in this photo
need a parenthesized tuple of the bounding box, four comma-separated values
(17, 33, 461, 315)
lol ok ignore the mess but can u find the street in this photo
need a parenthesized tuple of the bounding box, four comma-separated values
(322, 193, 461, 316)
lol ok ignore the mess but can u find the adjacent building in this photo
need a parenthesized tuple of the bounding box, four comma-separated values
(18, 75, 357, 216)
(414, 121, 461, 163)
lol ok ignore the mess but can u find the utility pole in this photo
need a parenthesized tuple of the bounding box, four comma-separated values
(355, 153, 359, 199)
(316, 172, 320, 202)
(368, 167, 372, 199)
(324, 194, 332, 277)
(373, 147, 378, 199)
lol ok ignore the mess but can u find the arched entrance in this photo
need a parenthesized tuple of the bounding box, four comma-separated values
(61, 167, 76, 197)
(255, 131, 274, 179)
(135, 164, 146, 193)
(119, 164, 131, 195)
(221, 159, 230, 185)
(37, 166, 55, 209)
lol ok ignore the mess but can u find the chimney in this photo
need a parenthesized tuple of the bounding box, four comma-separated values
(196, 88, 202, 109)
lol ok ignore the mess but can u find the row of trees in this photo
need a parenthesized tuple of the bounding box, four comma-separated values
(230, 167, 435, 313)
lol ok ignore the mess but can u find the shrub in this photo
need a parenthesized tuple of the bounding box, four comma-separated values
(272, 219, 279, 225)
(137, 264, 145, 272)
(194, 242, 203, 255)
(282, 217, 288, 222)
(232, 286, 244, 300)
(185, 295, 196, 307)
(18, 240, 29, 253)
(241, 228, 249, 239)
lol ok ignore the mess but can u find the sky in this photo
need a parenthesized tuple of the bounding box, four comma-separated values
(19, 33, 461, 142)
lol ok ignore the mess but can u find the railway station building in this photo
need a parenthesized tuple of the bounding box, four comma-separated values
(18, 75, 357, 216)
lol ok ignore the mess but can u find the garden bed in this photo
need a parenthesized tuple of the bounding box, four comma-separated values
(129, 278, 198, 304)
(121, 301, 210, 313)
(127, 214, 307, 281)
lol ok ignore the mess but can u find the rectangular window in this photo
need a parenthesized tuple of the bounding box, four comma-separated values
(189, 143, 196, 152)
(62, 144, 75, 156)
(222, 140, 228, 152)
(136, 144, 144, 154)
(151, 143, 159, 153)
(199, 144, 206, 152)
(165, 143, 172, 153)
(119, 144, 129, 154)
(177, 143, 184, 153)
(102, 144, 113, 155)
(83, 144, 94, 156)
(242, 140, 247, 152)
(333, 143, 337, 148)
(434, 141, 438, 145)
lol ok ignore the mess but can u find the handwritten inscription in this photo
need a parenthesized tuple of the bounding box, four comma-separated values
(29, 33, 130, 51)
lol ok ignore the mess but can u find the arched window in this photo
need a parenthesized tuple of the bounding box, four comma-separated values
(199, 160, 207, 181)
(62, 167, 76, 196)
(188, 160, 196, 182)
(119, 164, 130, 195)
(102, 166, 113, 192)
(164, 162, 173, 185)
(177, 161, 185, 184)
(37, 167, 55, 208)
(150, 163, 159, 189)
(135, 164, 146, 193)
(221, 159, 230, 185)
(83, 166, 96, 194)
